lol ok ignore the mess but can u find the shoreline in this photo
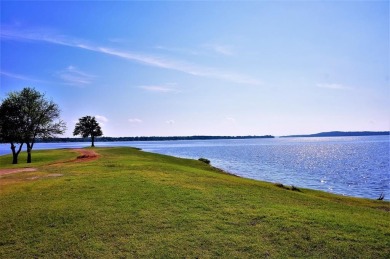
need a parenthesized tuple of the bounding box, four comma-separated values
(1, 147, 389, 258)
(1, 146, 388, 202)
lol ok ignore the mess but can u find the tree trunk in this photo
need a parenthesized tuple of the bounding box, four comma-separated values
(11, 144, 18, 164)
(10, 142, 23, 164)
(12, 153, 18, 164)
(27, 143, 32, 163)
(91, 135, 95, 147)
(26, 140, 36, 163)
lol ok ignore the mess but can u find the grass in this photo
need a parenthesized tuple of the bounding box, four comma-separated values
(0, 147, 389, 258)
(0, 148, 77, 168)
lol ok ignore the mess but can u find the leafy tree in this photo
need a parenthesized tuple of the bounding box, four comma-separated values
(0, 87, 66, 164)
(73, 116, 103, 147)
(21, 88, 66, 163)
(0, 96, 25, 164)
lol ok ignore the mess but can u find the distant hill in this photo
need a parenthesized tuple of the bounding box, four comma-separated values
(282, 131, 390, 138)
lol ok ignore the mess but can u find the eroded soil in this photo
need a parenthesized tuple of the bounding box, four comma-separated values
(0, 149, 99, 176)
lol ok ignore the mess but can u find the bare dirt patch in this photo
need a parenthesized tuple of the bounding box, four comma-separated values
(72, 149, 99, 162)
(0, 168, 37, 176)
(47, 173, 63, 177)
(26, 176, 40, 180)
(26, 173, 63, 180)
(0, 149, 99, 176)
(47, 149, 100, 165)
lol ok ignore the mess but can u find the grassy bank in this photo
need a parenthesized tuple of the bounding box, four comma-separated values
(0, 147, 389, 258)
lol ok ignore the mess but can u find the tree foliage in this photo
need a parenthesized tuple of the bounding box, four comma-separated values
(73, 116, 103, 147)
(0, 87, 66, 164)
(0, 96, 26, 164)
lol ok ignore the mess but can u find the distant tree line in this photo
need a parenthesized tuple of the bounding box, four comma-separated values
(35, 135, 275, 143)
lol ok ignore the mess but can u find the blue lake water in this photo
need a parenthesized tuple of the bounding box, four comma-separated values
(1, 136, 389, 200)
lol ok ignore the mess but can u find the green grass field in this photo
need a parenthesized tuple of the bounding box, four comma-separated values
(0, 147, 389, 258)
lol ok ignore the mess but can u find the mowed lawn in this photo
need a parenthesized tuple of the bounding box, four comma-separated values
(0, 147, 389, 258)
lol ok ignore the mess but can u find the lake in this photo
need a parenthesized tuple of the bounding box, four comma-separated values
(1, 136, 389, 200)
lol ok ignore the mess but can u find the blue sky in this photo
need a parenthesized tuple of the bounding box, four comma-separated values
(1, 1, 389, 137)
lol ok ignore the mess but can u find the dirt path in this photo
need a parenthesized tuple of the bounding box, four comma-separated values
(46, 149, 100, 165)
(70, 148, 99, 163)
(0, 149, 99, 176)
(0, 168, 37, 176)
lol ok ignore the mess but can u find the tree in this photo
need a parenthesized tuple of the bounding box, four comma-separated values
(73, 116, 103, 147)
(0, 87, 66, 164)
(21, 88, 67, 163)
(0, 96, 25, 164)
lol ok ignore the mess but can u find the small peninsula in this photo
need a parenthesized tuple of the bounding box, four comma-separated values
(282, 131, 389, 138)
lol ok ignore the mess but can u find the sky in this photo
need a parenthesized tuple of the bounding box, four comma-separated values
(1, 1, 389, 137)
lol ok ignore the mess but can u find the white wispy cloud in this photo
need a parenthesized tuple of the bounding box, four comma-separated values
(226, 116, 236, 123)
(0, 70, 48, 83)
(316, 83, 351, 90)
(56, 66, 95, 86)
(204, 43, 235, 56)
(128, 118, 143, 123)
(1, 25, 262, 86)
(138, 84, 178, 93)
(95, 115, 108, 126)
(155, 45, 201, 56)
(157, 43, 235, 57)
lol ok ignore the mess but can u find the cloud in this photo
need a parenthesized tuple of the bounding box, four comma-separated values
(0, 70, 49, 83)
(316, 83, 351, 90)
(56, 66, 95, 86)
(95, 115, 108, 126)
(157, 43, 235, 57)
(226, 116, 236, 123)
(1, 25, 262, 86)
(155, 45, 200, 56)
(166, 120, 175, 125)
(138, 84, 178, 93)
(128, 118, 143, 123)
(1, 67, 94, 87)
(204, 43, 234, 56)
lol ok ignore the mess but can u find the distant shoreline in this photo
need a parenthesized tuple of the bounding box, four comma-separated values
(28, 132, 390, 143)
(3, 132, 388, 145)
(282, 131, 389, 138)
(34, 135, 275, 143)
